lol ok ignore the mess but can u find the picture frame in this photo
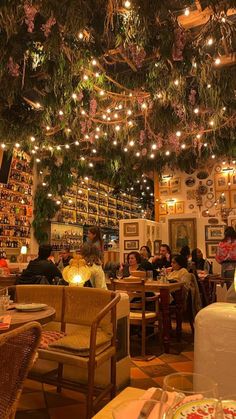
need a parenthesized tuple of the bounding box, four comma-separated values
(124, 239, 139, 251)
(215, 173, 228, 191)
(231, 219, 236, 230)
(230, 190, 236, 207)
(167, 204, 175, 215)
(159, 203, 167, 215)
(169, 218, 197, 254)
(205, 225, 225, 241)
(215, 191, 230, 208)
(175, 201, 184, 214)
(159, 188, 169, 197)
(230, 173, 236, 190)
(123, 222, 139, 237)
(170, 177, 181, 188)
(206, 242, 219, 258)
(154, 239, 162, 255)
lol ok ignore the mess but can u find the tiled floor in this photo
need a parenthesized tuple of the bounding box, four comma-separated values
(16, 322, 194, 418)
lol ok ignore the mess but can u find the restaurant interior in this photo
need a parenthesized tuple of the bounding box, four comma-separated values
(0, 0, 236, 418)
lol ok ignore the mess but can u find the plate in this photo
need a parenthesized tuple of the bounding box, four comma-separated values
(185, 177, 196, 187)
(173, 398, 236, 419)
(206, 179, 213, 186)
(15, 303, 48, 312)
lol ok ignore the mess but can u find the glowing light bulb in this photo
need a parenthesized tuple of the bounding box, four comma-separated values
(150, 153, 155, 158)
(127, 109, 132, 115)
(46, 126, 50, 131)
(118, 104, 123, 109)
(35, 102, 41, 109)
(95, 72, 99, 77)
(207, 84, 211, 88)
(115, 125, 120, 131)
(65, 144, 70, 149)
(102, 114, 107, 120)
(114, 113, 118, 119)
(1, 143, 6, 149)
(92, 59, 97, 66)
(204, 143, 207, 147)
(141, 103, 147, 110)
(124, 0, 131, 8)
(152, 144, 157, 150)
(128, 120, 133, 126)
(129, 140, 134, 146)
(31, 150, 36, 154)
(57, 145, 61, 150)
(215, 57, 221, 65)
(36, 158, 41, 162)
(48, 193, 52, 197)
(81, 110, 86, 115)
(196, 134, 201, 139)
(96, 127, 100, 132)
(81, 157, 85, 161)
(113, 140, 117, 145)
(100, 90, 105, 96)
(83, 74, 88, 81)
(124, 147, 128, 152)
(184, 8, 190, 16)
(78, 32, 83, 39)
(194, 108, 199, 114)
(174, 79, 179, 86)
(89, 163, 93, 167)
(72, 93, 77, 99)
(59, 110, 64, 116)
(56, 200, 61, 205)
(136, 152, 140, 157)
(181, 144, 186, 149)
(209, 120, 214, 126)
(75, 141, 79, 146)
(15, 143, 20, 148)
(212, 154, 216, 159)
(92, 149, 97, 153)
(176, 131, 181, 137)
(30, 136, 35, 142)
(207, 38, 214, 46)
(165, 151, 170, 156)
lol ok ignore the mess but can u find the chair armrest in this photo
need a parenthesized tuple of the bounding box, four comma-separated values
(89, 293, 120, 359)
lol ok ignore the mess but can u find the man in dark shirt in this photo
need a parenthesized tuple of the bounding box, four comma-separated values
(152, 244, 172, 270)
(56, 247, 72, 271)
(17, 244, 62, 284)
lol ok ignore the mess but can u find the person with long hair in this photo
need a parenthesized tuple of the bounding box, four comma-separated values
(191, 248, 211, 273)
(152, 244, 172, 270)
(216, 226, 236, 279)
(122, 251, 144, 277)
(87, 226, 104, 258)
(80, 243, 107, 289)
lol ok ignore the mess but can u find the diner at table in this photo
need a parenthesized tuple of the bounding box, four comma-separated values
(1, 0, 236, 418)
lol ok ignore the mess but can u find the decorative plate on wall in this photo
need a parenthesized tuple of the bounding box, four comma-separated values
(206, 179, 213, 186)
(207, 192, 214, 200)
(202, 210, 209, 217)
(215, 165, 221, 173)
(208, 218, 219, 224)
(189, 204, 194, 209)
(198, 185, 208, 195)
(197, 171, 209, 179)
(205, 200, 214, 209)
(185, 177, 196, 187)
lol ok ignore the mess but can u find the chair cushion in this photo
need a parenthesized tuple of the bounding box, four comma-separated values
(130, 311, 157, 320)
(39, 331, 66, 349)
(49, 325, 112, 356)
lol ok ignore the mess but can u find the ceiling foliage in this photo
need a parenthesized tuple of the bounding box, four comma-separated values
(0, 0, 235, 200)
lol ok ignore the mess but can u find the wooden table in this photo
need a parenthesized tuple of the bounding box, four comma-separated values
(2, 306, 55, 332)
(0, 275, 17, 289)
(93, 387, 145, 419)
(108, 278, 185, 353)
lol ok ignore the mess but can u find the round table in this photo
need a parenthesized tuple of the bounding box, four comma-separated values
(3, 306, 55, 331)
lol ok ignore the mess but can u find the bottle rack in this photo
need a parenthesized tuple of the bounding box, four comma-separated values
(54, 177, 142, 229)
(0, 150, 33, 253)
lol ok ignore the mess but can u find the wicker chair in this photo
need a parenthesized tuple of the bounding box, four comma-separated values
(30, 287, 120, 419)
(0, 322, 42, 419)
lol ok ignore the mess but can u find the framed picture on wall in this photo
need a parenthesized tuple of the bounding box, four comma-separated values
(159, 189, 169, 197)
(205, 225, 225, 241)
(230, 190, 236, 207)
(159, 203, 167, 215)
(215, 191, 230, 208)
(230, 173, 236, 189)
(124, 240, 139, 251)
(206, 242, 218, 258)
(154, 240, 162, 255)
(175, 201, 184, 214)
(167, 204, 175, 215)
(231, 219, 236, 230)
(169, 218, 197, 254)
(215, 173, 228, 191)
(123, 222, 139, 237)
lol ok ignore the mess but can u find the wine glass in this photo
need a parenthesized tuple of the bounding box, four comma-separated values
(163, 372, 218, 399)
(146, 270, 153, 281)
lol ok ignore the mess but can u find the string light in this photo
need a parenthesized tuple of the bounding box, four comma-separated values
(92, 59, 97, 66)
(174, 79, 179, 86)
(1, 143, 6, 149)
(56, 200, 61, 205)
(95, 72, 99, 77)
(176, 131, 181, 137)
(204, 143, 207, 147)
(150, 153, 155, 158)
(196, 134, 201, 139)
(81, 157, 85, 161)
(56, 145, 61, 150)
(127, 110, 132, 115)
(42, 182, 46, 186)
(165, 151, 170, 156)
(212, 154, 216, 159)
(209, 120, 215, 126)
(31, 150, 36, 154)
(46, 126, 50, 131)
(36, 158, 40, 162)
(136, 152, 140, 157)
(15, 143, 20, 148)
(58, 110, 64, 116)
(141, 103, 147, 110)
(35, 102, 41, 109)
(65, 144, 70, 149)
(81, 110, 86, 115)
(115, 125, 120, 131)
(207, 38, 214, 46)
(129, 140, 134, 146)
(72, 93, 77, 99)
(83, 74, 88, 81)
(48, 193, 52, 197)
(99, 90, 105, 96)
(92, 149, 97, 153)
(124, 147, 128, 152)
(113, 140, 117, 145)
(89, 163, 93, 167)
(194, 108, 199, 114)
(215, 57, 221, 65)
(207, 84, 211, 88)
(181, 144, 186, 149)
(152, 144, 157, 150)
(184, 8, 190, 16)
(30, 136, 35, 142)
(78, 32, 83, 39)
(124, 0, 131, 8)
(75, 141, 79, 146)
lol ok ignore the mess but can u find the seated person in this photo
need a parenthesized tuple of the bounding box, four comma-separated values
(139, 246, 157, 278)
(17, 244, 62, 285)
(122, 251, 154, 277)
(0, 252, 10, 275)
(152, 244, 172, 270)
(57, 247, 73, 271)
(191, 248, 211, 273)
(180, 245, 192, 270)
(63, 243, 107, 289)
(167, 254, 189, 282)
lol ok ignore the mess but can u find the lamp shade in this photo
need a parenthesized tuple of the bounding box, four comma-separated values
(62, 265, 91, 286)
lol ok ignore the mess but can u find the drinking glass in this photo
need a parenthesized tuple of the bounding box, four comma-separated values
(163, 372, 218, 399)
(112, 398, 170, 419)
(116, 269, 123, 280)
(0, 295, 10, 316)
(146, 270, 153, 281)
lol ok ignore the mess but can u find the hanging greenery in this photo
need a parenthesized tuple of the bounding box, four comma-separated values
(0, 0, 235, 241)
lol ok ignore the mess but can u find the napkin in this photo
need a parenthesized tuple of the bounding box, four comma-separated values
(0, 315, 12, 330)
(114, 387, 204, 419)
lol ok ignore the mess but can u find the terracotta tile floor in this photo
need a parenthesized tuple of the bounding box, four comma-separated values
(16, 322, 194, 418)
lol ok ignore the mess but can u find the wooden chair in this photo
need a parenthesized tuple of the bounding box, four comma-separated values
(111, 278, 159, 358)
(30, 287, 120, 419)
(0, 322, 42, 419)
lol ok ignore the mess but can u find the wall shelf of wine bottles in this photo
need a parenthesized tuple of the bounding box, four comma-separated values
(0, 150, 33, 253)
(53, 177, 142, 230)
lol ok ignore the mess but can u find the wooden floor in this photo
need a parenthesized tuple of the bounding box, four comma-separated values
(16, 322, 194, 419)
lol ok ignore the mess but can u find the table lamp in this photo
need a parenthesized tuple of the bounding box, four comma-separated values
(20, 245, 28, 263)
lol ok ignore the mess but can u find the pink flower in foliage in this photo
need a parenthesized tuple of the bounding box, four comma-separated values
(41, 16, 56, 38)
(7, 57, 20, 77)
(172, 26, 186, 61)
(139, 130, 146, 145)
(24, 2, 38, 33)
(89, 99, 97, 116)
(168, 133, 181, 152)
(189, 89, 196, 106)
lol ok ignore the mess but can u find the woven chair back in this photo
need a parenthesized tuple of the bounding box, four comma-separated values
(0, 322, 42, 419)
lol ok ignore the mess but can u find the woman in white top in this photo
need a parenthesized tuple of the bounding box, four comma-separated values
(80, 243, 107, 289)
